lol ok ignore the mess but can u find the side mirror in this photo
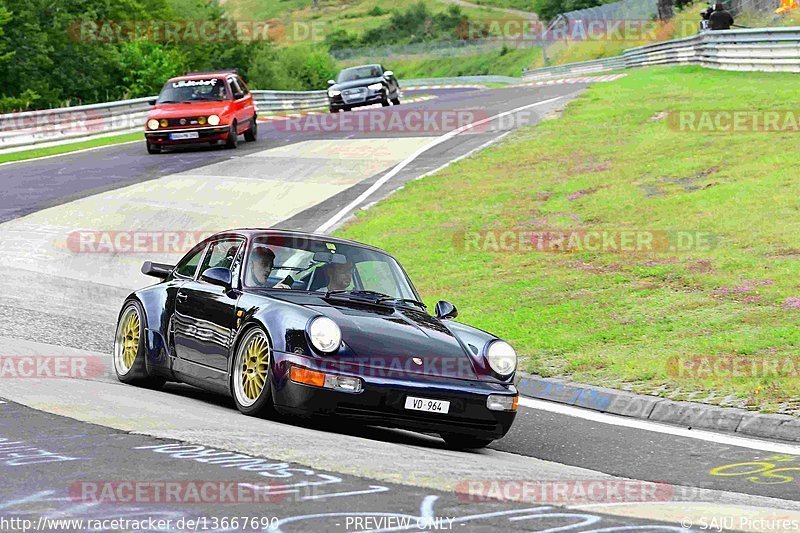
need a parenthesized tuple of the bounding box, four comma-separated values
(200, 267, 233, 289)
(234, 92, 244, 100)
(327, 79, 336, 86)
(148, 99, 157, 106)
(435, 300, 458, 320)
(383, 70, 394, 78)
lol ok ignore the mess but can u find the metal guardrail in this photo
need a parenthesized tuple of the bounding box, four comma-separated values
(523, 26, 800, 81)
(0, 91, 330, 149)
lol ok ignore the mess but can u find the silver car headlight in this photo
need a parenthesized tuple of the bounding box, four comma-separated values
(308, 316, 342, 353)
(367, 83, 383, 91)
(207, 114, 221, 126)
(328, 89, 341, 98)
(147, 119, 160, 130)
(485, 340, 517, 377)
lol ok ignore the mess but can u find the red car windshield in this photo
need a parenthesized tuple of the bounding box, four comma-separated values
(157, 78, 228, 104)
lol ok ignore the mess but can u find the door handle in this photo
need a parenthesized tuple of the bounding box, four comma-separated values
(176, 293, 188, 302)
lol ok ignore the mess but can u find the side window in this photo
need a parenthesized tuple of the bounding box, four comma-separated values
(198, 239, 244, 279)
(229, 77, 243, 98)
(236, 76, 249, 95)
(175, 244, 206, 279)
(355, 260, 396, 296)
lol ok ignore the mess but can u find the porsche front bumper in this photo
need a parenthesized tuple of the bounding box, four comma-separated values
(272, 352, 517, 440)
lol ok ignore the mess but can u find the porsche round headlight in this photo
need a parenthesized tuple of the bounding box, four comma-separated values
(208, 114, 221, 126)
(308, 316, 341, 353)
(328, 89, 341, 98)
(367, 83, 384, 91)
(147, 119, 160, 130)
(486, 340, 517, 377)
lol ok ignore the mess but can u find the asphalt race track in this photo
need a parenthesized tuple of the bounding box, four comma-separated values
(2, 84, 800, 532)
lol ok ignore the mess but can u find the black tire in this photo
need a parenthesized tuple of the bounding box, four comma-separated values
(330, 108, 340, 114)
(146, 141, 161, 154)
(381, 98, 390, 107)
(441, 434, 494, 450)
(231, 326, 276, 417)
(391, 97, 401, 105)
(225, 122, 238, 149)
(113, 300, 166, 389)
(244, 116, 257, 142)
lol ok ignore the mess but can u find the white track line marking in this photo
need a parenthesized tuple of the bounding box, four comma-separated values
(315, 95, 569, 233)
(518, 397, 800, 455)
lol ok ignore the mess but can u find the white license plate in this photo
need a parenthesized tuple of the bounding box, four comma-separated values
(169, 132, 199, 140)
(404, 396, 450, 414)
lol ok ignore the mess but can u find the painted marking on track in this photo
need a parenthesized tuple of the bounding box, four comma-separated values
(518, 396, 800, 455)
(0, 140, 140, 167)
(315, 95, 570, 233)
(710, 454, 800, 485)
(268, 496, 690, 533)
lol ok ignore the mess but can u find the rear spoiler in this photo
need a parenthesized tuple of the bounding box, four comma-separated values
(141, 261, 174, 279)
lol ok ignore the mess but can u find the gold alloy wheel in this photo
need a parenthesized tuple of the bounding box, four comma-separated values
(115, 305, 140, 375)
(234, 329, 271, 407)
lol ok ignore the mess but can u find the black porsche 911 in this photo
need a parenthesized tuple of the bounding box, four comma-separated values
(113, 229, 518, 449)
(327, 64, 401, 113)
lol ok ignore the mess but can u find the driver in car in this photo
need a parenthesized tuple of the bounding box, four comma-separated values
(248, 247, 291, 289)
(319, 261, 354, 292)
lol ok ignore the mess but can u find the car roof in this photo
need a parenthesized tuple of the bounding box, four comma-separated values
(212, 228, 390, 255)
(167, 73, 235, 83)
(342, 64, 381, 71)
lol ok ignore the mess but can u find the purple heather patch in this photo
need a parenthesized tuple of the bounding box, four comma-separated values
(782, 297, 800, 309)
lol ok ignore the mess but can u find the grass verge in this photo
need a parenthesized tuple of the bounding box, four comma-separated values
(337, 66, 800, 414)
(0, 132, 143, 164)
(358, 47, 542, 78)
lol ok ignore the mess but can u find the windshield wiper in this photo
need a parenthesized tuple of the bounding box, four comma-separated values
(377, 297, 427, 309)
(325, 289, 390, 299)
(323, 290, 425, 309)
(158, 100, 193, 104)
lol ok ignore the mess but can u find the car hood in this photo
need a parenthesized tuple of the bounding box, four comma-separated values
(330, 77, 385, 92)
(271, 293, 479, 380)
(148, 102, 231, 118)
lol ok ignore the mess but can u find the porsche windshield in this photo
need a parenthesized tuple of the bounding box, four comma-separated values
(244, 235, 418, 301)
(157, 78, 228, 103)
(337, 66, 382, 83)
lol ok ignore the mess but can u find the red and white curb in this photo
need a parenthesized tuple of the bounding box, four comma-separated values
(402, 84, 486, 91)
(258, 95, 438, 123)
(513, 74, 626, 87)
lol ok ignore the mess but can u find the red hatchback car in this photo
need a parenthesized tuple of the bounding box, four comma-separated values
(144, 71, 257, 154)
